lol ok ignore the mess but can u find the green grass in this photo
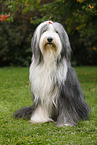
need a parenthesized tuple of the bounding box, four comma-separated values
(0, 67, 97, 145)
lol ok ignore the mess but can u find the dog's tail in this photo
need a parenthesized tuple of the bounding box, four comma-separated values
(13, 105, 35, 119)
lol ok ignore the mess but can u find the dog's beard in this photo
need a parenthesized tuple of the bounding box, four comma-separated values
(44, 42, 56, 50)
(42, 42, 58, 64)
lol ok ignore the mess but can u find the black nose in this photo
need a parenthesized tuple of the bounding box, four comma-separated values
(47, 37, 53, 43)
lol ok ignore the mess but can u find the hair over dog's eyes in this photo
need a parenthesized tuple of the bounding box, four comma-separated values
(41, 28, 47, 34)
(42, 30, 46, 33)
(41, 26, 48, 34)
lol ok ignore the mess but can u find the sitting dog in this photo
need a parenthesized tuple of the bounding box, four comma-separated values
(14, 21, 90, 126)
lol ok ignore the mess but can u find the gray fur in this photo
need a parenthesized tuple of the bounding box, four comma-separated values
(57, 66, 90, 126)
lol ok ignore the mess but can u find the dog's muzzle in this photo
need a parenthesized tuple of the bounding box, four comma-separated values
(45, 37, 56, 49)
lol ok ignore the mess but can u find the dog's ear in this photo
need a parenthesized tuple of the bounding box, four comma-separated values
(54, 22, 72, 63)
(60, 27, 72, 63)
(31, 22, 48, 64)
(62, 30, 71, 62)
(31, 32, 43, 64)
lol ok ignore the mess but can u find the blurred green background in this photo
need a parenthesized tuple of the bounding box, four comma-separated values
(0, 0, 97, 66)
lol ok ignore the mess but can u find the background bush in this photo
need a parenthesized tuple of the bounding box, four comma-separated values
(0, 0, 97, 66)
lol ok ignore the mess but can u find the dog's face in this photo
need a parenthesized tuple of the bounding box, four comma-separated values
(39, 22, 62, 58)
(31, 21, 71, 64)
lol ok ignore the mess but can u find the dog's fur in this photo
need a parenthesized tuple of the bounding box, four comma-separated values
(14, 21, 90, 126)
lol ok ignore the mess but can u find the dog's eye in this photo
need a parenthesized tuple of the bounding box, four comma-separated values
(42, 30, 46, 33)
(56, 31, 59, 34)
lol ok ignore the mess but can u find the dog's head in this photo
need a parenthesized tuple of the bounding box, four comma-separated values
(31, 21, 71, 64)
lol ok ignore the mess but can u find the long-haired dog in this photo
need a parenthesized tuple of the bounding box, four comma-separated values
(14, 21, 90, 126)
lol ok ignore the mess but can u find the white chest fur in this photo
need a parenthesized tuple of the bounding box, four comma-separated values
(29, 57, 67, 123)
(30, 59, 58, 105)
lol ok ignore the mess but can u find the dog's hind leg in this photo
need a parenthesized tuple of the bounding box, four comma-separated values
(56, 67, 90, 126)
(13, 104, 36, 119)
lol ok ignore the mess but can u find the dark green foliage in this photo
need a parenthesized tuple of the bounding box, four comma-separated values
(0, 22, 32, 66)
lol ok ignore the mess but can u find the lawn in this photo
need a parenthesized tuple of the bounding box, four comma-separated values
(0, 67, 97, 145)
